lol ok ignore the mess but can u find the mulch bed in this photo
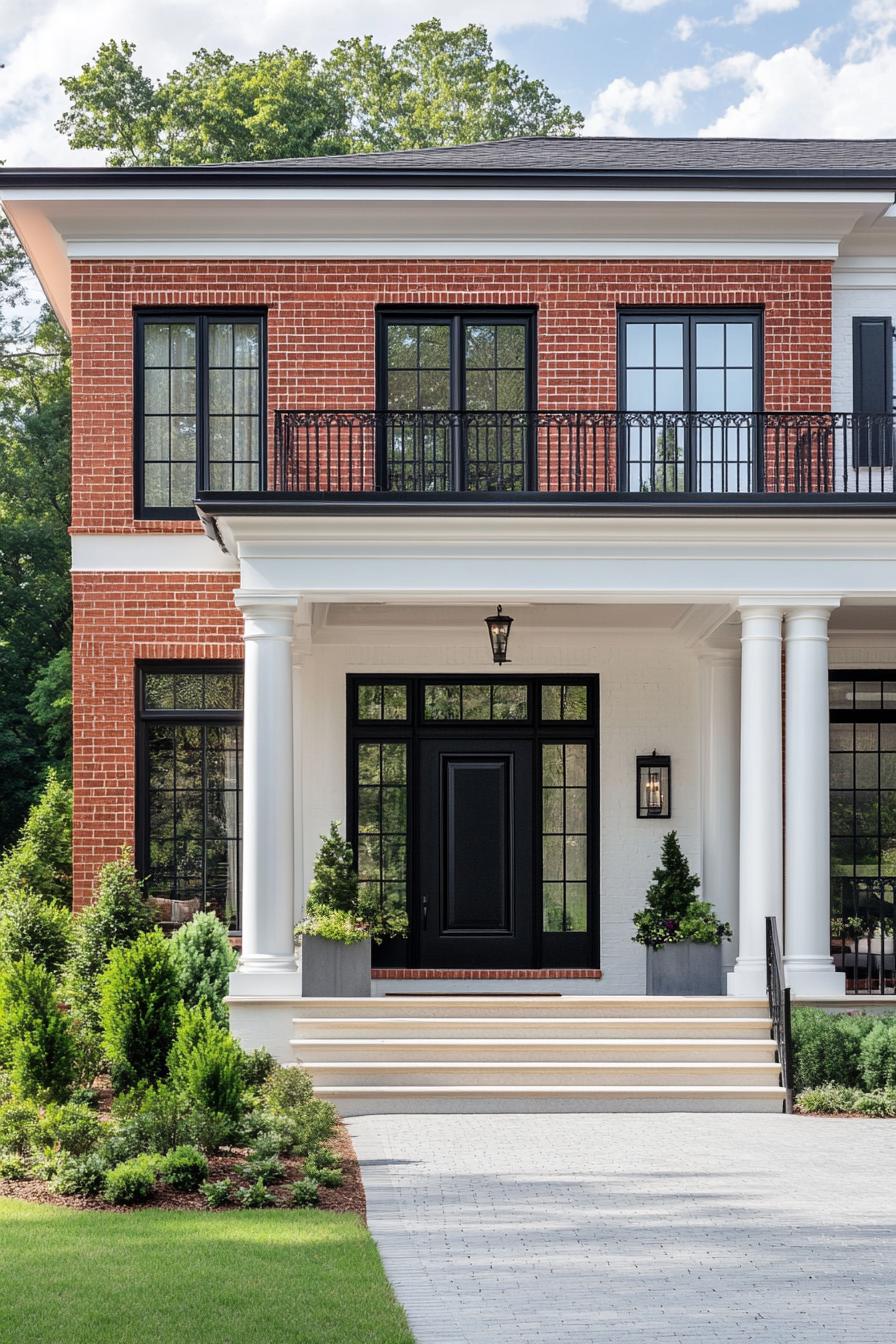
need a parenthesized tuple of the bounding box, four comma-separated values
(0, 1116, 366, 1219)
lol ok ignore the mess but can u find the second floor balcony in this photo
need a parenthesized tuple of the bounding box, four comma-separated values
(241, 410, 896, 513)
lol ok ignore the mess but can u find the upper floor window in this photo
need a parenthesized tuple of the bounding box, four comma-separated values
(376, 308, 535, 491)
(135, 310, 265, 517)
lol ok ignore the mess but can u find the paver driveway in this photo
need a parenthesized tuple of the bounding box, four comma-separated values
(349, 1112, 896, 1343)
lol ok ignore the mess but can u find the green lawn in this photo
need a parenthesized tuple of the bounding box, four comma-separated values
(0, 1198, 414, 1344)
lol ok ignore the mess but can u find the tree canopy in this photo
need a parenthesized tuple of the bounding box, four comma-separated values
(56, 21, 583, 165)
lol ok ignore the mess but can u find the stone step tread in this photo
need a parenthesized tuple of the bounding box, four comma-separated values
(291, 1036, 778, 1049)
(298, 996, 768, 1005)
(293, 1015, 772, 1027)
(303, 1060, 782, 1073)
(315, 1084, 787, 1096)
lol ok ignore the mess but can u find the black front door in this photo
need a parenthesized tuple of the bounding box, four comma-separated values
(418, 737, 534, 968)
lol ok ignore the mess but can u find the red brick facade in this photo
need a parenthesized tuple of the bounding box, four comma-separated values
(71, 257, 833, 905)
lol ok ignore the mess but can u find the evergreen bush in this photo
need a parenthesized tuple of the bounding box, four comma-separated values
(0, 771, 72, 907)
(200, 1177, 231, 1208)
(859, 1017, 896, 1090)
(240, 1046, 277, 1091)
(632, 832, 730, 949)
(168, 1004, 245, 1120)
(99, 929, 179, 1089)
(0, 955, 74, 1102)
(39, 1101, 102, 1155)
(0, 1099, 40, 1153)
(103, 1153, 159, 1204)
(0, 890, 73, 975)
(51, 1151, 108, 1196)
(261, 1065, 314, 1114)
(289, 1098, 338, 1155)
(791, 1007, 876, 1090)
(236, 1177, 275, 1208)
(161, 1144, 209, 1191)
(170, 911, 237, 1026)
(67, 850, 155, 1030)
(289, 1177, 319, 1207)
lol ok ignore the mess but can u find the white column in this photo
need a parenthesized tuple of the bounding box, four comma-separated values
(728, 604, 784, 998)
(784, 603, 845, 996)
(230, 593, 301, 995)
(699, 651, 741, 982)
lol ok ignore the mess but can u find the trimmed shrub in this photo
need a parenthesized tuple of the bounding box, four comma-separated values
(0, 1151, 28, 1179)
(0, 771, 72, 908)
(0, 1099, 40, 1153)
(236, 1178, 275, 1209)
(307, 1144, 340, 1170)
(0, 955, 74, 1102)
(791, 1008, 876, 1091)
(290, 1098, 338, 1156)
(305, 1157, 342, 1188)
(261, 1065, 314, 1114)
(171, 912, 237, 1026)
(236, 1154, 284, 1187)
(99, 929, 179, 1089)
(110, 1083, 196, 1156)
(0, 891, 73, 975)
(39, 1101, 102, 1156)
(200, 1178, 231, 1208)
(249, 1130, 287, 1161)
(239, 1110, 297, 1155)
(51, 1151, 108, 1196)
(187, 1107, 236, 1155)
(168, 1005, 245, 1120)
(289, 1177, 319, 1207)
(161, 1144, 209, 1192)
(68, 1014, 104, 1092)
(103, 1153, 160, 1205)
(240, 1047, 277, 1091)
(796, 1082, 896, 1117)
(67, 850, 155, 1030)
(859, 1018, 896, 1090)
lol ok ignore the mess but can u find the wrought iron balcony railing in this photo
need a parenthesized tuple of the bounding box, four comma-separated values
(268, 410, 896, 501)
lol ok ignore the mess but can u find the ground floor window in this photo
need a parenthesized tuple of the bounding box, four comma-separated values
(348, 675, 599, 970)
(829, 671, 896, 993)
(137, 663, 243, 930)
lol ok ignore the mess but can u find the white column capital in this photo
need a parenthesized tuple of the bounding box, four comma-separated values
(783, 605, 838, 632)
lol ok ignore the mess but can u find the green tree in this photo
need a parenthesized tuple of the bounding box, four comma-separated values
(66, 849, 155, 1029)
(170, 911, 237, 1026)
(0, 231, 72, 845)
(0, 954, 75, 1102)
(99, 928, 180, 1089)
(0, 769, 72, 906)
(327, 20, 583, 152)
(57, 24, 583, 167)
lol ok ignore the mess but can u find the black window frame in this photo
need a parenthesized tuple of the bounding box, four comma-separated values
(346, 673, 599, 970)
(134, 308, 267, 519)
(375, 306, 538, 491)
(135, 660, 244, 931)
(618, 306, 764, 492)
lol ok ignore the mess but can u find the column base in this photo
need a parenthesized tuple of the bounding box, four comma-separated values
(783, 956, 846, 998)
(727, 958, 768, 999)
(228, 965, 302, 998)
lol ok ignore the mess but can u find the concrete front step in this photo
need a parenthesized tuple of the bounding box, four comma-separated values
(316, 1084, 788, 1115)
(292, 1037, 779, 1064)
(303, 1060, 782, 1088)
(294, 1015, 773, 1040)
(296, 995, 768, 1019)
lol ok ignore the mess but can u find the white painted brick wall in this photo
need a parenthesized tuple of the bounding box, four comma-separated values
(296, 618, 701, 995)
(831, 262, 896, 410)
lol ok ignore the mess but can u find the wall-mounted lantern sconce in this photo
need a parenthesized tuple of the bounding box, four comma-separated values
(485, 604, 513, 664)
(637, 751, 671, 818)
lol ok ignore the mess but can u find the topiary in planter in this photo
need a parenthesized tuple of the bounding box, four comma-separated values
(632, 832, 730, 950)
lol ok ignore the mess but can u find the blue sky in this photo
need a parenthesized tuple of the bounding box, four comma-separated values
(0, 0, 894, 165)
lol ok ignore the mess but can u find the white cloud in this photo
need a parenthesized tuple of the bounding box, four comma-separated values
(585, 54, 756, 134)
(0, 0, 589, 166)
(701, 38, 896, 135)
(608, 0, 670, 10)
(732, 0, 799, 25)
(674, 16, 698, 41)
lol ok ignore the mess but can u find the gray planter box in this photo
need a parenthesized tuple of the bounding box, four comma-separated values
(646, 940, 724, 995)
(300, 935, 371, 997)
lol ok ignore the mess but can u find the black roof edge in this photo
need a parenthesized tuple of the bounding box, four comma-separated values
(3, 166, 896, 193)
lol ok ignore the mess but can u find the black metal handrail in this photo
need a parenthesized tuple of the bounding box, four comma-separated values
(765, 915, 794, 1114)
(270, 409, 896, 498)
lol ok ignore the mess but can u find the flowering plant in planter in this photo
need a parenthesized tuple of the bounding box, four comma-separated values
(632, 831, 731, 950)
(295, 822, 408, 946)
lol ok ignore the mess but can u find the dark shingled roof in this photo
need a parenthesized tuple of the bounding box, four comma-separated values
(226, 136, 896, 174)
(4, 136, 896, 190)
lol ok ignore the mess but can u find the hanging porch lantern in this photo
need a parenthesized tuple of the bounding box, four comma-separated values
(637, 751, 671, 818)
(485, 604, 513, 664)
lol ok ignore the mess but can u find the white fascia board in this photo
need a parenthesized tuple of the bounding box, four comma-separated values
(66, 236, 842, 260)
(212, 513, 896, 605)
(70, 533, 238, 572)
(4, 202, 71, 330)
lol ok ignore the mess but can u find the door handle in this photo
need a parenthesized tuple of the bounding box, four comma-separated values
(422, 893, 429, 930)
